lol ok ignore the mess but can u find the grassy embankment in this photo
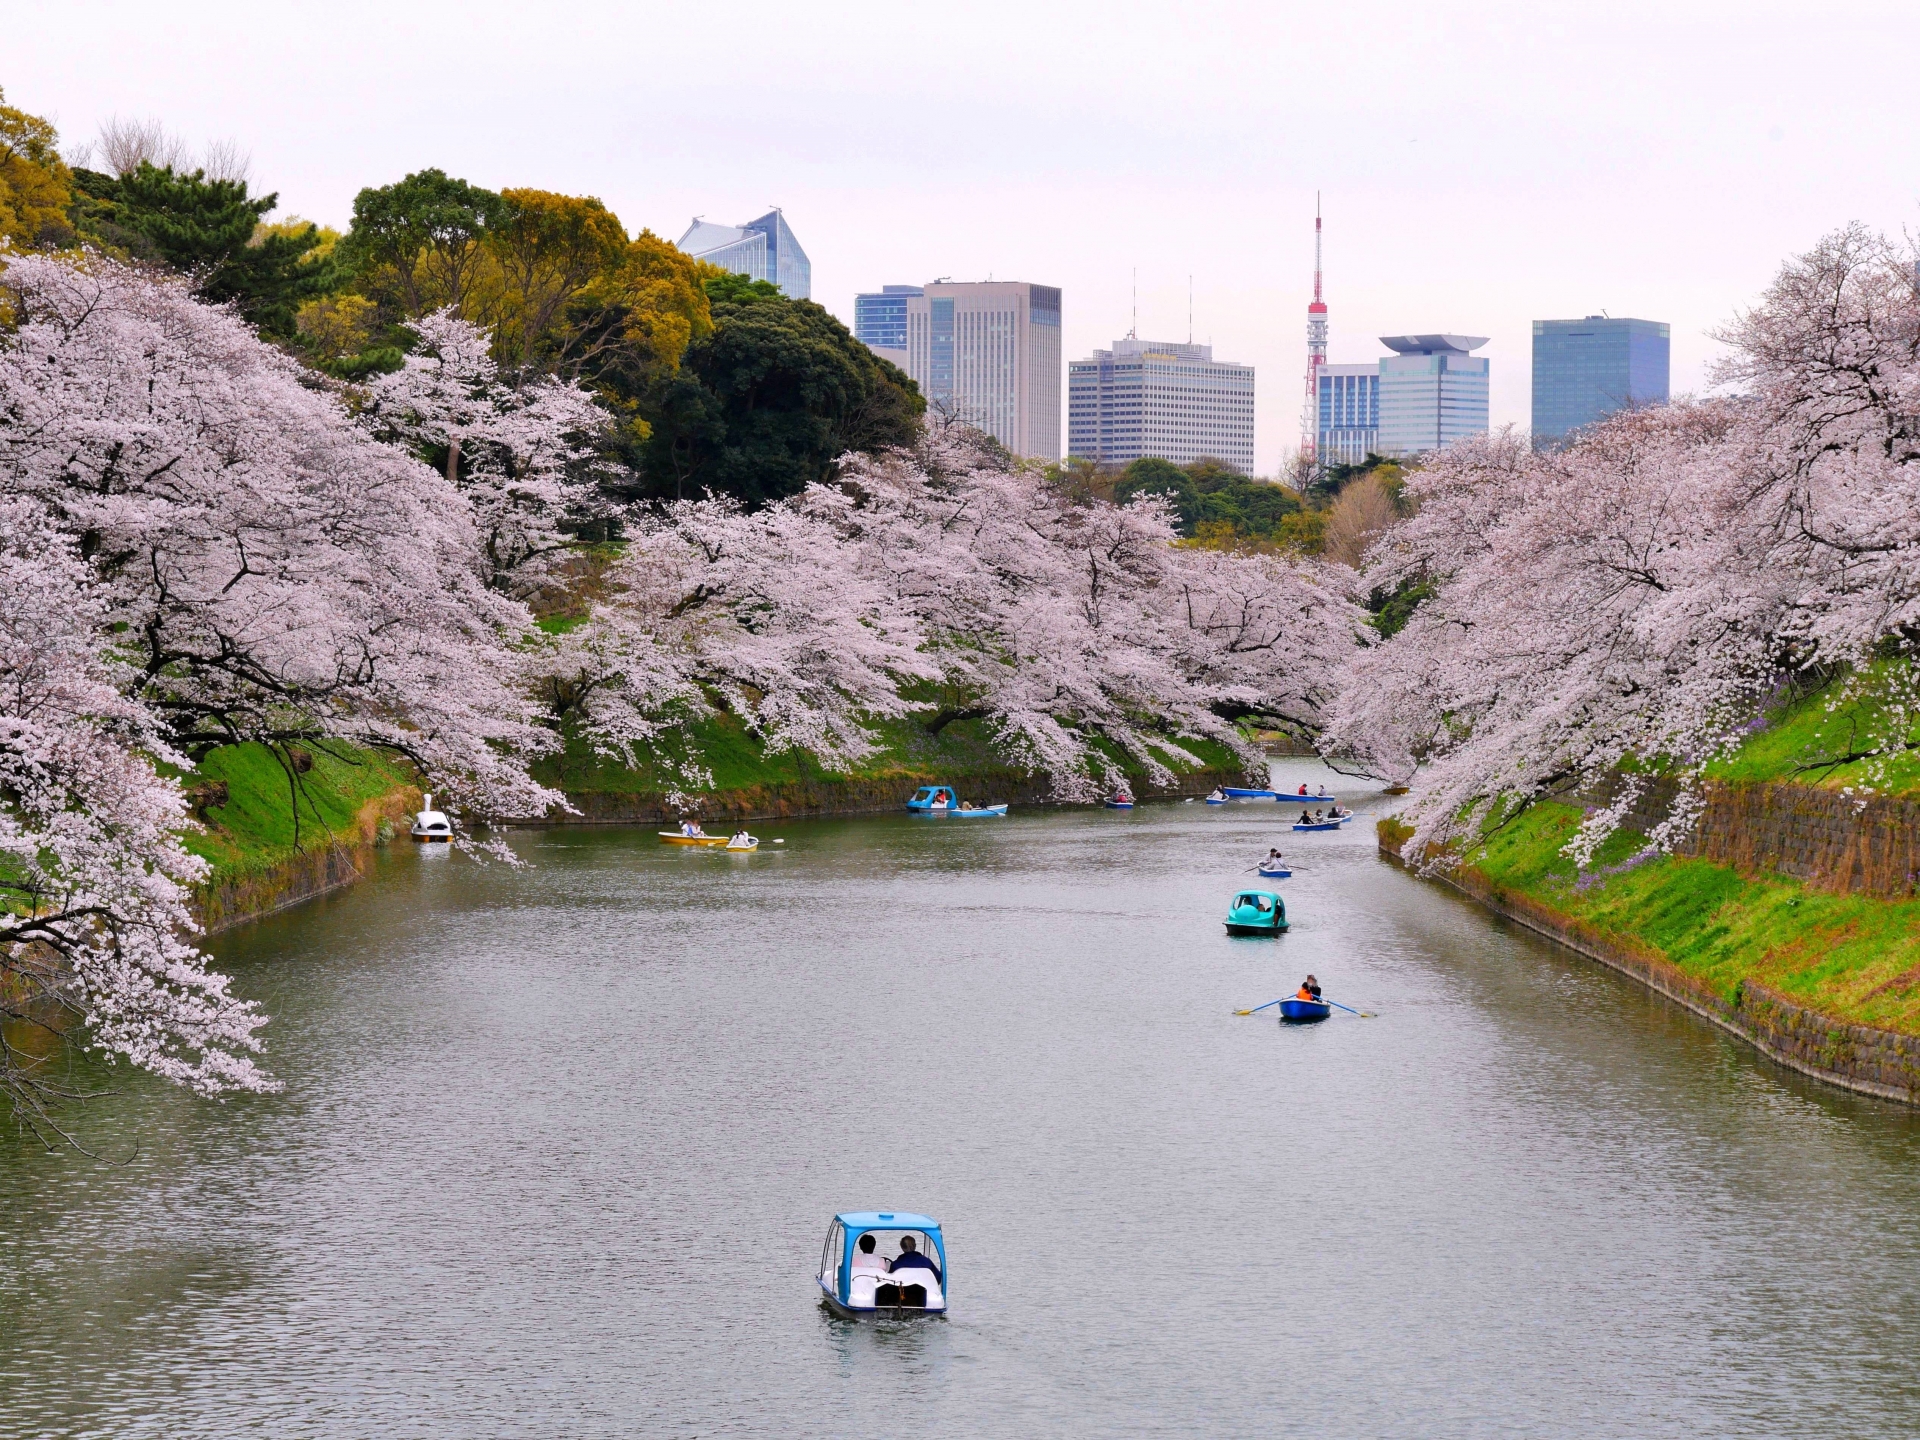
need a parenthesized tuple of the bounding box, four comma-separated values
(1393, 676, 1920, 1034)
(534, 708, 1245, 807)
(181, 742, 419, 894)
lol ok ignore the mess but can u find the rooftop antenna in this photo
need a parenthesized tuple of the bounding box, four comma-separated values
(1188, 274, 1193, 344)
(1130, 268, 1138, 340)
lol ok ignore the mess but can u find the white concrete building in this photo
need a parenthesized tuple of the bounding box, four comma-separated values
(904, 282, 1062, 460)
(1067, 339, 1255, 472)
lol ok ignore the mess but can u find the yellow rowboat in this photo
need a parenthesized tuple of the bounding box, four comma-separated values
(658, 831, 730, 847)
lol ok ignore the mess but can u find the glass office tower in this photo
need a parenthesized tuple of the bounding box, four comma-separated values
(1068, 339, 1255, 472)
(676, 209, 812, 299)
(855, 286, 922, 350)
(1531, 317, 1671, 447)
(1376, 335, 1490, 457)
(1316, 364, 1379, 464)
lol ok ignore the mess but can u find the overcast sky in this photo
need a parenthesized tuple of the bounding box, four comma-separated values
(11, 0, 1918, 473)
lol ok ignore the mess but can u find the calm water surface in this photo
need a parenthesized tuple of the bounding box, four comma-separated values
(4, 762, 1920, 1438)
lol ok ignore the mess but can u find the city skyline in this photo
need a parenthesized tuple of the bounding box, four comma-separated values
(14, 1, 1912, 473)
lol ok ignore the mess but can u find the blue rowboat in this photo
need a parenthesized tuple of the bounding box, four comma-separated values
(1279, 997, 1331, 1022)
(817, 1211, 947, 1318)
(1291, 819, 1340, 832)
(1222, 786, 1278, 799)
(1104, 799, 1134, 810)
(1224, 889, 1288, 936)
(950, 804, 1007, 818)
(1204, 796, 1228, 805)
(1257, 863, 1292, 878)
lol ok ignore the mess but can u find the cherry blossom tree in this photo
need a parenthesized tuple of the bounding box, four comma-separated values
(356, 308, 611, 603)
(1326, 226, 1920, 869)
(0, 497, 275, 1142)
(538, 486, 934, 776)
(838, 426, 1365, 796)
(0, 253, 563, 826)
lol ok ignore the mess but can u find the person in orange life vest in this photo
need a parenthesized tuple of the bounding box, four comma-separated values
(1296, 974, 1322, 1002)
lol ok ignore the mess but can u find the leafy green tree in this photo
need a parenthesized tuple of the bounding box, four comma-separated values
(1111, 456, 1303, 539)
(69, 164, 336, 337)
(633, 281, 924, 506)
(338, 168, 505, 321)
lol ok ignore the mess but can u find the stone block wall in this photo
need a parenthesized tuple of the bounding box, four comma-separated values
(1685, 782, 1920, 899)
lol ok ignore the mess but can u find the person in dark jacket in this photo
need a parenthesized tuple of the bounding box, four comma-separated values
(890, 1234, 941, 1283)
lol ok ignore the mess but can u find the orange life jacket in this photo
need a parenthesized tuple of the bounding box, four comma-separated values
(1296, 986, 1314, 1001)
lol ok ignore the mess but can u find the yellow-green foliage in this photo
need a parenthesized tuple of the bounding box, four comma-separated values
(1467, 800, 1920, 1034)
(183, 743, 416, 882)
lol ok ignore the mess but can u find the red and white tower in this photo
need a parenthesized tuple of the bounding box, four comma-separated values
(1299, 194, 1329, 465)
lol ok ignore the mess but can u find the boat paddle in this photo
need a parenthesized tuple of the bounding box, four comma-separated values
(1233, 996, 1377, 1017)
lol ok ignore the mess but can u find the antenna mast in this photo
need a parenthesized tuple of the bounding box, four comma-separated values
(1299, 193, 1329, 468)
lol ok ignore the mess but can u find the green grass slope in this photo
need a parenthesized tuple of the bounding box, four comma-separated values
(1451, 801, 1920, 1034)
(182, 743, 418, 884)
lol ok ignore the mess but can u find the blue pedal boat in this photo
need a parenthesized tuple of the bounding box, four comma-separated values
(907, 785, 1006, 817)
(817, 1212, 948, 1318)
(1224, 889, 1288, 935)
(1279, 997, 1331, 1022)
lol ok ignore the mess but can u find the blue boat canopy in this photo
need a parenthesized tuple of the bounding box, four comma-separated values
(836, 1210, 942, 1232)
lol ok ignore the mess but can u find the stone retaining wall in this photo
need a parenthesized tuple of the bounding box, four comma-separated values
(195, 788, 419, 934)
(1379, 826, 1920, 1105)
(1686, 782, 1920, 899)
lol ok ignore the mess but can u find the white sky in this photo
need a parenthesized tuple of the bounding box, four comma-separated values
(10, 0, 1919, 474)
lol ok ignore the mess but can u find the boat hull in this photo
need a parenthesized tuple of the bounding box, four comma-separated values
(947, 805, 1007, 818)
(1104, 801, 1134, 809)
(1280, 998, 1331, 1022)
(1291, 821, 1342, 832)
(1221, 787, 1277, 799)
(658, 832, 729, 846)
(409, 833, 451, 843)
(1204, 797, 1227, 805)
(818, 1277, 946, 1319)
(1257, 866, 1292, 879)
(1224, 920, 1288, 936)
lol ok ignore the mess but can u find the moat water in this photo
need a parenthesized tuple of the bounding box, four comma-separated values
(4, 762, 1920, 1438)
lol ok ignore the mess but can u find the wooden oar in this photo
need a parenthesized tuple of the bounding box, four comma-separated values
(1233, 995, 1376, 1017)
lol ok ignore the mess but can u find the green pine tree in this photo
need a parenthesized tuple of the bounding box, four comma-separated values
(71, 163, 338, 338)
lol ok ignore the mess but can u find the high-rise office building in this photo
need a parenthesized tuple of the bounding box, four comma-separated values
(855, 286, 921, 350)
(1376, 335, 1490, 457)
(1531, 316, 1670, 447)
(1067, 339, 1254, 472)
(1316, 364, 1379, 465)
(676, 209, 811, 299)
(904, 282, 1062, 459)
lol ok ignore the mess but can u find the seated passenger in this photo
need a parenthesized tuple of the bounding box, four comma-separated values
(1267, 848, 1284, 863)
(852, 1234, 889, 1272)
(1207, 787, 1225, 802)
(731, 829, 751, 845)
(1254, 894, 1273, 912)
(1296, 974, 1323, 1001)
(1300, 810, 1314, 824)
(890, 1234, 941, 1283)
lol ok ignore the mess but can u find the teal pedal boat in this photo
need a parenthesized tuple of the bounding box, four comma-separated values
(1225, 889, 1288, 936)
(817, 1212, 947, 1318)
